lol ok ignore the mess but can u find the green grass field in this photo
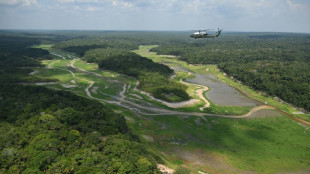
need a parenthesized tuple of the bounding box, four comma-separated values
(131, 45, 310, 173)
(30, 45, 310, 174)
(123, 108, 310, 174)
(31, 44, 53, 50)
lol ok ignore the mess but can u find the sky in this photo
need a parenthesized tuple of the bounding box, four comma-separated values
(0, 0, 310, 33)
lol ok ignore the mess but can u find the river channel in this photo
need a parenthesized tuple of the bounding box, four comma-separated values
(170, 63, 261, 106)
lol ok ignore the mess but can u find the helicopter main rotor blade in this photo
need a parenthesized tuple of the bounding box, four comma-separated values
(202, 29, 216, 31)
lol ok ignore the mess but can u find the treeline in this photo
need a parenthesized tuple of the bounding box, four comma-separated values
(53, 38, 139, 56)
(83, 48, 190, 102)
(151, 33, 310, 111)
(0, 35, 50, 83)
(0, 85, 160, 173)
(85, 48, 173, 77)
(0, 32, 161, 173)
(51, 31, 192, 57)
(0, 35, 49, 65)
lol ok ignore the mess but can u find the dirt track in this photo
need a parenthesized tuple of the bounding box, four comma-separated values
(234, 105, 275, 118)
(235, 105, 310, 126)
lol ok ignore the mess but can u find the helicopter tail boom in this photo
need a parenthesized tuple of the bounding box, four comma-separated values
(216, 28, 223, 37)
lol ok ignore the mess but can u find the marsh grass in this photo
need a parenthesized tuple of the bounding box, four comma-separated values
(34, 45, 310, 173)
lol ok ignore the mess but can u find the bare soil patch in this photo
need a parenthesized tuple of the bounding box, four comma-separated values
(141, 134, 154, 142)
(157, 164, 174, 174)
(171, 148, 255, 174)
(247, 109, 283, 118)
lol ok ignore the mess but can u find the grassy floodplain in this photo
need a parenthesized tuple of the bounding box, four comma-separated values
(30, 44, 310, 174)
(131, 45, 310, 173)
(133, 46, 254, 115)
(134, 45, 308, 116)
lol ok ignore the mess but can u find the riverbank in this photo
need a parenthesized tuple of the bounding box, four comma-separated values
(30, 45, 310, 174)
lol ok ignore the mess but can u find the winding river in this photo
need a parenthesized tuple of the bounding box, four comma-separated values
(33, 51, 310, 126)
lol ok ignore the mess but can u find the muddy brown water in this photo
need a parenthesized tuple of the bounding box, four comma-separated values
(186, 74, 261, 106)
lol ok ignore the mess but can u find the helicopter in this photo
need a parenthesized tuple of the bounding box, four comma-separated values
(190, 28, 223, 39)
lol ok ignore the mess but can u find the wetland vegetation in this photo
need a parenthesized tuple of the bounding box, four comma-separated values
(83, 48, 190, 102)
(1, 30, 310, 174)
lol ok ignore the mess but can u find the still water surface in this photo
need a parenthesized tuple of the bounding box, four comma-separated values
(187, 74, 261, 106)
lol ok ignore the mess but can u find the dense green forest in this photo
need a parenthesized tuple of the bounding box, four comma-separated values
(0, 33, 160, 173)
(1, 30, 310, 173)
(53, 38, 139, 57)
(151, 33, 310, 111)
(84, 48, 173, 77)
(0, 85, 159, 173)
(0, 35, 50, 83)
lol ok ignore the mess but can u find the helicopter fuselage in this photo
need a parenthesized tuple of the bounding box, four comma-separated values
(190, 33, 216, 39)
(190, 29, 222, 39)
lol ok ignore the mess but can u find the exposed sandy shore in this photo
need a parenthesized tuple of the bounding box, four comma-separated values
(157, 164, 174, 174)
(180, 78, 210, 111)
(196, 86, 210, 111)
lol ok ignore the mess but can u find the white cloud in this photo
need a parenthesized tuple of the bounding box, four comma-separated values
(186, 0, 202, 14)
(0, 0, 309, 32)
(85, 5, 100, 11)
(0, 0, 19, 5)
(286, 0, 302, 10)
(56, 0, 98, 3)
(112, 0, 133, 9)
(22, 0, 37, 6)
(167, 0, 177, 7)
(0, 0, 37, 6)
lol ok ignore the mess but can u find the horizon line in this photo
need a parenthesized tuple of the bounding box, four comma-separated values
(0, 28, 309, 34)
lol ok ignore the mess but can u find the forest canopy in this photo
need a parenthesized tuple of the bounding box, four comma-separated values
(151, 33, 310, 111)
(0, 32, 160, 173)
(0, 85, 160, 173)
